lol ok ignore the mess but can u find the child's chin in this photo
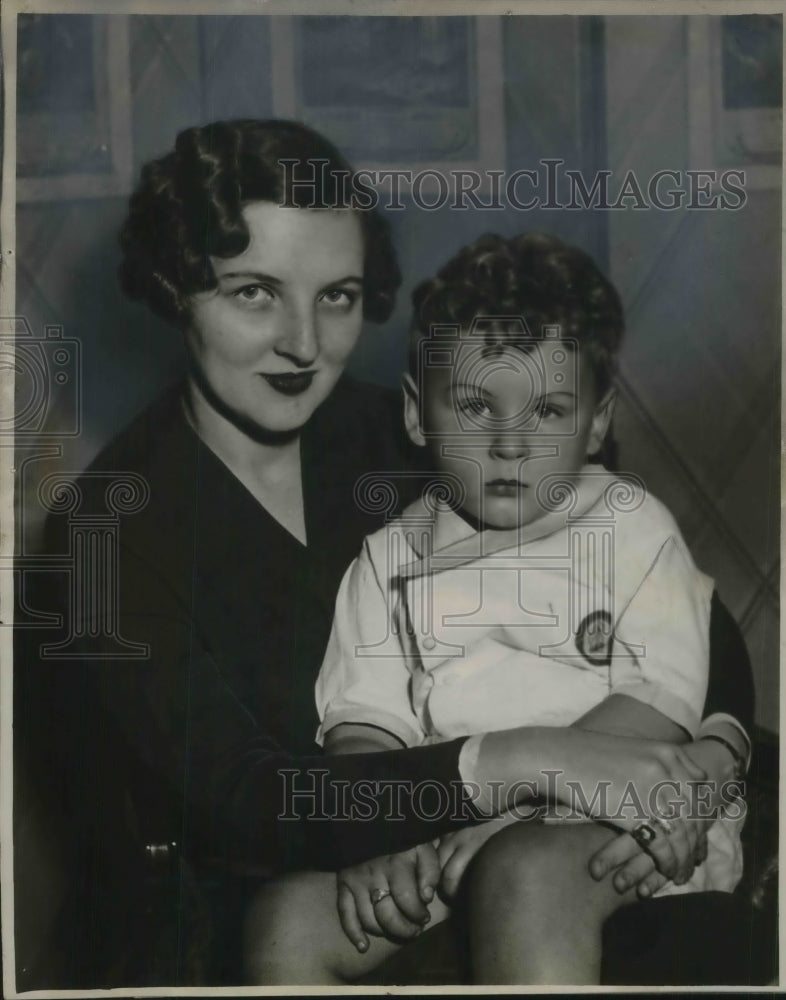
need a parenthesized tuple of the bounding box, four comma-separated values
(479, 510, 539, 531)
(476, 499, 544, 531)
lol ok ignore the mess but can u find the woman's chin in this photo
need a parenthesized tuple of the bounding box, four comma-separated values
(220, 388, 327, 441)
(210, 397, 316, 444)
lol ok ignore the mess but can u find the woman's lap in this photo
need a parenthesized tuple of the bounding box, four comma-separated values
(245, 821, 631, 985)
(244, 821, 759, 986)
(243, 869, 453, 983)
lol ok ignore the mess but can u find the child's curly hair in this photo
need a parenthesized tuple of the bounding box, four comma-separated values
(118, 118, 401, 327)
(410, 232, 624, 397)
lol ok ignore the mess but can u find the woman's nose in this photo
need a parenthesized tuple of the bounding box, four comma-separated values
(488, 432, 530, 461)
(274, 306, 319, 367)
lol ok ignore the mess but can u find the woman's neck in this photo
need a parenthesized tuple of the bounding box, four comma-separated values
(183, 381, 307, 544)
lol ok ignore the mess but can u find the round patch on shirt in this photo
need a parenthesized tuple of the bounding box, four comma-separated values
(575, 610, 613, 666)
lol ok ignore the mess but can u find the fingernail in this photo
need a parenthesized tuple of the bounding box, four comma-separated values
(639, 884, 650, 897)
(421, 913, 431, 925)
(357, 939, 368, 953)
(422, 885, 434, 901)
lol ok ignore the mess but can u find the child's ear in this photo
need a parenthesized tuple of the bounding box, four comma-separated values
(402, 374, 426, 447)
(587, 387, 617, 456)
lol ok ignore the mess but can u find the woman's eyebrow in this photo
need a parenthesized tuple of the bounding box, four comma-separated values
(321, 274, 364, 287)
(216, 270, 282, 285)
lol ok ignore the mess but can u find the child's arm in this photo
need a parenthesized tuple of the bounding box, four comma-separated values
(315, 536, 425, 752)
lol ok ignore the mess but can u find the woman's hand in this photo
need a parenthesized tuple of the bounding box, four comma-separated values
(335, 842, 439, 952)
(475, 725, 707, 881)
(587, 734, 739, 893)
(563, 732, 710, 882)
(588, 820, 710, 897)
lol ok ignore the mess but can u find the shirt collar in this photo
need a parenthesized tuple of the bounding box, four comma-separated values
(398, 465, 615, 580)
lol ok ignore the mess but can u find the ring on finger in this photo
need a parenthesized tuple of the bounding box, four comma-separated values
(371, 887, 392, 906)
(650, 813, 674, 836)
(631, 821, 658, 848)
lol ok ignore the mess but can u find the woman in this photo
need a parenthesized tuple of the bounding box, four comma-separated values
(19, 118, 753, 987)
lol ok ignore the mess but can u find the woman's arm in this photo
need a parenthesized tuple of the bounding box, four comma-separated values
(36, 494, 750, 881)
(575, 592, 754, 894)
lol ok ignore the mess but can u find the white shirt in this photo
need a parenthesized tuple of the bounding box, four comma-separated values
(316, 467, 742, 893)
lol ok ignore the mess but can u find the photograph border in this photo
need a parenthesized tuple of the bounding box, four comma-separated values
(1, 1, 783, 996)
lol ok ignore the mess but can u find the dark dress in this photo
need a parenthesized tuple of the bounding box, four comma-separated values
(15, 376, 755, 986)
(17, 376, 484, 985)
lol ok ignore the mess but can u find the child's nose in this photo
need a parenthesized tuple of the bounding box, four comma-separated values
(488, 432, 530, 460)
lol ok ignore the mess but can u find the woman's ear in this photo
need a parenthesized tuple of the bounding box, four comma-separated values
(402, 374, 426, 447)
(587, 387, 617, 456)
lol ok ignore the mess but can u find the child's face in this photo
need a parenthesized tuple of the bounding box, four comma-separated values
(404, 338, 614, 530)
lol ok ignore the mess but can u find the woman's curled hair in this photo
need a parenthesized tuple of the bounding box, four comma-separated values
(118, 119, 401, 326)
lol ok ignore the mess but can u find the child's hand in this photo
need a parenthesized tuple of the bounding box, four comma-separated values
(336, 841, 439, 952)
(437, 814, 518, 900)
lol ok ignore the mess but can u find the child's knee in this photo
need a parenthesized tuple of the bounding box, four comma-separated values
(469, 822, 553, 897)
(468, 821, 609, 902)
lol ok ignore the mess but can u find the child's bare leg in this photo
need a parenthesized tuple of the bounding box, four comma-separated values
(466, 821, 637, 985)
(243, 870, 450, 984)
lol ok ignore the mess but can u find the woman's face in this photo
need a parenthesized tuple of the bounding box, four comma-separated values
(185, 201, 365, 436)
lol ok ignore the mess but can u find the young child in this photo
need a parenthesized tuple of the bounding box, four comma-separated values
(245, 232, 746, 985)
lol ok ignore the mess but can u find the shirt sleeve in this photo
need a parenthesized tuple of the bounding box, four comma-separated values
(610, 536, 712, 737)
(697, 714, 752, 772)
(315, 538, 425, 749)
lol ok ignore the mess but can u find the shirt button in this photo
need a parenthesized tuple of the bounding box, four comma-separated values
(422, 636, 436, 651)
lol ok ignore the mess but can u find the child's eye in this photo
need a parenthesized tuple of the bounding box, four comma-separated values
(319, 288, 359, 309)
(456, 396, 492, 417)
(233, 284, 274, 304)
(532, 400, 564, 420)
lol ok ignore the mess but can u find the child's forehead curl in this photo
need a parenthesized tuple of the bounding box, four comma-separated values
(416, 325, 578, 385)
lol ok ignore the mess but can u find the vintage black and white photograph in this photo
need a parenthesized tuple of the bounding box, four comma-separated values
(1, 1, 781, 993)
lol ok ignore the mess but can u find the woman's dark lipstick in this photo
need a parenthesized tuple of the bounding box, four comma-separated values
(486, 479, 527, 497)
(260, 371, 316, 396)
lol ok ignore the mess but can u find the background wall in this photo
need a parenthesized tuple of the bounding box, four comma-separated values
(604, 17, 780, 733)
(14, 13, 780, 734)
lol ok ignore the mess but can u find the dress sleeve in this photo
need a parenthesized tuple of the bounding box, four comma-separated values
(705, 592, 755, 732)
(316, 539, 424, 748)
(36, 528, 480, 877)
(609, 536, 712, 737)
